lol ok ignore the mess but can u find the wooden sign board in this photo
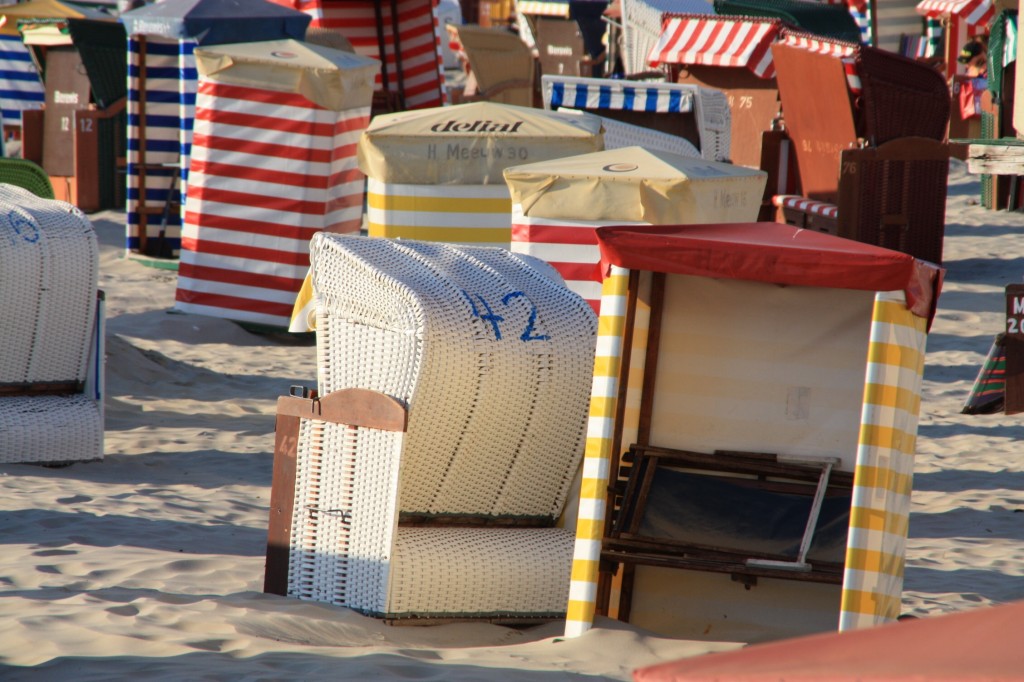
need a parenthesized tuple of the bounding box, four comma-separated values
(1005, 283, 1024, 414)
(42, 47, 91, 178)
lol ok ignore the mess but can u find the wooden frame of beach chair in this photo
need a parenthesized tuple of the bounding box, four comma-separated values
(767, 34, 950, 265)
(446, 23, 536, 108)
(0, 185, 104, 465)
(264, 233, 597, 621)
(565, 222, 942, 642)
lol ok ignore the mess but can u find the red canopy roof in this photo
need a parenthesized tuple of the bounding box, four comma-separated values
(596, 223, 942, 322)
(634, 600, 1024, 681)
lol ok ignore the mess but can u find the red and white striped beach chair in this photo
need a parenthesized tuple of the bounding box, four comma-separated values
(174, 39, 378, 328)
(272, 0, 448, 112)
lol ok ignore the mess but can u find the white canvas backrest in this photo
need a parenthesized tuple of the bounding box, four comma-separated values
(310, 233, 597, 521)
(648, 274, 875, 472)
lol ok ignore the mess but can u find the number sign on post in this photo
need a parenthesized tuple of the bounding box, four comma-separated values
(1005, 283, 1024, 414)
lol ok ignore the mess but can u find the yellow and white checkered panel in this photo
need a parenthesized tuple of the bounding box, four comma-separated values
(840, 290, 928, 631)
(366, 179, 513, 248)
(565, 267, 654, 636)
(565, 266, 629, 638)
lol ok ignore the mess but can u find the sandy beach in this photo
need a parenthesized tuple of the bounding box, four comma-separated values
(0, 157, 1021, 680)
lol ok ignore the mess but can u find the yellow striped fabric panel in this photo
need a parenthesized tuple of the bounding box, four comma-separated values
(565, 266, 629, 638)
(365, 179, 513, 248)
(840, 290, 929, 631)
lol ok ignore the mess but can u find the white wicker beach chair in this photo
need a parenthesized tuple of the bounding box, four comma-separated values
(0, 185, 103, 465)
(265, 233, 597, 621)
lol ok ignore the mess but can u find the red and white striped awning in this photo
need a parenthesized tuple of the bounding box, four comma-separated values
(916, 0, 994, 26)
(648, 16, 782, 78)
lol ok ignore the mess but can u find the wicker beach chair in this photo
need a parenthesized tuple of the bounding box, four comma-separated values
(768, 33, 950, 264)
(0, 185, 103, 465)
(265, 233, 597, 621)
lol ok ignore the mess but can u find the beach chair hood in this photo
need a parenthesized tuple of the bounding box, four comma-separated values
(504, 146, 765, 223)
(357, 101, 604, 185)
(195, 38, 379, 111)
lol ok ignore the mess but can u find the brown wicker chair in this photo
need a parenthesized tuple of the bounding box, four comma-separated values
(767, 33, 950, 264)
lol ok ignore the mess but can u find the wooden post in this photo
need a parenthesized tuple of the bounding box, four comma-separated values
(1004, 284, 1024, 414)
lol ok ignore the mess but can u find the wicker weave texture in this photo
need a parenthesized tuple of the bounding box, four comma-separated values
(289, 419, 403, 613)
(0, 395, 103, 464)
(857, 46, 950, 145)
(845, 156, 948, 265)
(600, 115, 701, 158)
(310, 234, 597, 521)
(386, 527, 574, 618)
(0, 185, 101, 464)
(0, 185, 97, 385)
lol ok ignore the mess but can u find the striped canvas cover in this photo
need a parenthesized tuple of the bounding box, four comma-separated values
(839, 291, 928, 630)
(916, 0, 994, 26)
(546, 75, 698, 114)
(174, 82, 370, 327)
(0, 36, 44, 136)
(288, 0, 445, 110)
(541, 74, 731, 162)
(510, 206, 646, 313)
(125, 36, 197, 255)
(648, 15, 782, 77)
(565, 274, 930, 638)
(565, 265, 633, 638)
(773, 193, 840, 219)
(366, 179, 512, 248)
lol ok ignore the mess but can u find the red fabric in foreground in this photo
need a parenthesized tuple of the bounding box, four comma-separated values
(596, 223, 943, 323)
(634, 599, 1024, 681)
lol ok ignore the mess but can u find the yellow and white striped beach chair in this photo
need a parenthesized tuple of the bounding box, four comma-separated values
(565, 222, 942, 643)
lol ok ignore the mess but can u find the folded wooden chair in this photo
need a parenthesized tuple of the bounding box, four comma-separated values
(0, 185, 104, 465)
(447, 23, 536, 108)
(265, 234, 597, 621)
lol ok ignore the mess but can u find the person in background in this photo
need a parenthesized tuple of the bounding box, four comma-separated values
(569, 0, 610, 77)
(955, 37, 988, 120)
(959, 38, 988, 79)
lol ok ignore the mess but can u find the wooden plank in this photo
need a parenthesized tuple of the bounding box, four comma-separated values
(1005, 284, 1024, 415)
(966, 143, 1024, 175)
(263, 410, 300, 596)
(275, 388, 407, 432)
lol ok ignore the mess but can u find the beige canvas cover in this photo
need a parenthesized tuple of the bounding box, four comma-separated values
(357, 101, 604, 185)
(504, 146, 767, 224)
(194, 38, 379, 112)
